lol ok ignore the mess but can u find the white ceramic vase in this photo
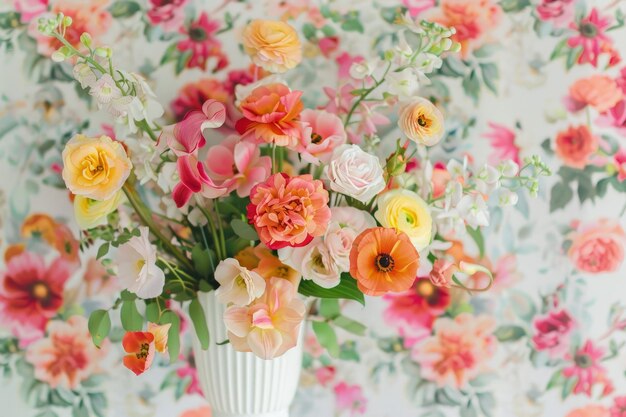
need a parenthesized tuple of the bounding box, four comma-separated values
(192, 291, 303, 417)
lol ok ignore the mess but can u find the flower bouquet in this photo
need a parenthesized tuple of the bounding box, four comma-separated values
(36, 9, 549, 417)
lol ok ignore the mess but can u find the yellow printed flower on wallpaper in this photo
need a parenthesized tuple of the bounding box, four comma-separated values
(74, 190, 124, 230)
(375, 189, 433, 251)
(62, 134, 132, 201)
(242, 20, 302, 73)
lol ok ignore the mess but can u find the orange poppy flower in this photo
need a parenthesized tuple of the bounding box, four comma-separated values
(122, 331, 155, 376)
(349, 227, 419, 296)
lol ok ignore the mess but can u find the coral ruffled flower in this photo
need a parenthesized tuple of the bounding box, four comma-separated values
(566, 75, 623, 113)
(242, 20, 302, 73)
(25, 316, 104, 389)
(0, 252, 72, 344)
(122, 331, 156, 376)
(223, 277, 305, 359)
(349, 227, 420, 296)
(247, 173, 331, 250)
(566, 406, 610, 417)
(375, 189, 433, 251)
(555, 125, 598, 169)
(411, 314, 497, 388)
(62, 134, 132, 201)
(205, 135, 272, 197)
(568, 219, 625, 274)
(297, 109, 347, 164)
(398, 98, 445, 146)
(235, 83, 304, 148)
(20, 214, 79, 264)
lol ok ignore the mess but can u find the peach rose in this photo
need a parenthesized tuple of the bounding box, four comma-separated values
(398, 98, 445, 146)
(555, 125, 598, 169)
(236, 83, 303, 147)
(242, 19, 302, 73)
(565, 405, 609, 417)
(568, 219, 625, 274)
(62, 134, 132, 201)
(568, 75, 623, 113)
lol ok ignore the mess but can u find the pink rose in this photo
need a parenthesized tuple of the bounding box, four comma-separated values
(555, 125, 599, 169)
(315, 366, 336, 386)
(147, 0, 188, 32)
(536, 0, 575, 28)
(568, 219, 625, 274)
(532, 309, 575, 357)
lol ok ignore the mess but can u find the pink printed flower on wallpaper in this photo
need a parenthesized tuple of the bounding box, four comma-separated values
(178, 12, 228, 72)
(247, 173, 330, 250)
(171, 78, 230, 122)
(315, 366, 336, 387)
(411, 314, 497, 388)
(334, 382, 367, 416)
(176, 354, 203, 396)
(384, 278, 451, 347)
(223, 278, 306, 359)
(611, 396, 626, 417)
(147, 0, 188, 32)
(597, 100, 626, 134)
(430, 0, 502, 57)
(563, 340, 613, 396)
(25, 316, 104, 389)
(14, 0, 48, 22)
(555, 125, 598, 169)
(565, 75, 623, 113)
(205, 136, 272, 197)
(566, 406, 610, 417)
(236, 83, 304, 148)
(532, 309, 575, 357)
(536, 0, 575, 28)
(0, 251, 72, 345)
(568, 8, 620, 68)
(298, 109, 347, 164)
(483, 122, 521, 166)
(568, 219, 625, 274)
(404, 0, 436, 17)
(180, 406, 212, 417)
(613, 149, 626, 182)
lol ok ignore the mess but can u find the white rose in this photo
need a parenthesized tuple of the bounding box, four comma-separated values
(325, 207, 376, 271)
(324, 144, 386, 203)
(279, 239, 341, 289)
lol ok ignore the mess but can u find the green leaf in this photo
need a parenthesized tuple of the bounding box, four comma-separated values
(0, 11, 21, 30)
(34, 410, 59, 417)
(499, 0, 530, 12)
(120, 300, 143, 331)
(333, 315, 367, 336)
(440, 56, 467, 77)
(72, 401, 89, 417)
(494, 325, 527, 342)
(566, 46, 583, 70)
(550, 182, 573, 212)
(312, 321, 340, 357)
(108, 1, 141, 18)
(302, 23, 317, 40)
(562, 374, 577, 399)
(160, 43, 179, 65)
(462, 70, 480, 103)
(88, 309, 111, 348)
(477, 392, 495, 417)
(49, 388, 74, 406)
(460, 402, 478, 417)
(596, 177, 612, 197)
(192, 244, 212, 279)
(120, 290, 137, 301)
(160, 310, 181, 363)
(96, 243, 109, 260)
(341, 17, 364, 33)
(550, 38, 569, 60)
(466, 226, 485, 258)
(546, 369, 565, 390)
(473, 43, 499, 58)
(577, 175, 595, 203)
(479, 62, 498, 94)
(189, 299, 210, 350)
(298, 273, 365, 305)
(88, 392, 107, 417)
(319, 299, 340, 319)
(145, 299, 163, 323)
(175, 50, 192, 75)
(230, 218, 258, 241)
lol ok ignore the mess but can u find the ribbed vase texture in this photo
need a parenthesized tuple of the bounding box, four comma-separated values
(192, 291, 303, 417)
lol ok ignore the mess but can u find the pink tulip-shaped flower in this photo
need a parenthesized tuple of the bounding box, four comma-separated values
(223, 278, 305, 359)
(205, 136, 272, 197)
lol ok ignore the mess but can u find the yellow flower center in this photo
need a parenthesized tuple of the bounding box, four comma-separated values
(135, 259, 146, 274)
(80, 150, 110, 183)
(31, 282, 49, 300)
(416, 279, 435, 298)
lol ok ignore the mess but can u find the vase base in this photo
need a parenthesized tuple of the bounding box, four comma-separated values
(213, 411, 288, 417)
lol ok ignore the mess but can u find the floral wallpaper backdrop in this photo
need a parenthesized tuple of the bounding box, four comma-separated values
(1, 0, 626, 417)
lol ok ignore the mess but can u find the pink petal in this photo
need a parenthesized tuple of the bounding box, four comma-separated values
(201, 99, 226, 129)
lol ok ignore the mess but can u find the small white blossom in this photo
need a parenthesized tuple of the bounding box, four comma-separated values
(386, 68, 420, 98)
(498, 160, 519, 177)
(349, 58, 380, 80)
(475, 164, 500, 194)
(90, 74, 122, 105)
(116, 227, 165, 299)
(73, 63, 97, 88)
(447, 157, 468, 181)
(498, 189, 519, 206)
(457, 194, 490, 229)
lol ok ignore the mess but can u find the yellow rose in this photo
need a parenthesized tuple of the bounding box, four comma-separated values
(375, 189, 432, 251)
(74, 191, 124, 230)
(242, 20, 302, 73)
(398, 98, 444, 146)
(62, 134, 132, 201)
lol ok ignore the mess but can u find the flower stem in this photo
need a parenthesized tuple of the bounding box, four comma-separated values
(344, 61, 392, 127)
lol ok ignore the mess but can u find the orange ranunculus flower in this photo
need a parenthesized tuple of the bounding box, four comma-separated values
(568, 75, 623, 113)
(62, 134, 132, 201)
(21, 213, 58, 243)
(4, 244, 25, 263)
(555, 125, 598, 169)
(235, 83, 303, 147)
(122, 331, 156, 376)
(242, 20, 302, 73)
(349, 227, 420, 296)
